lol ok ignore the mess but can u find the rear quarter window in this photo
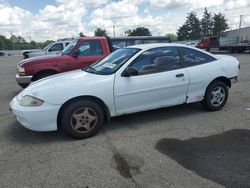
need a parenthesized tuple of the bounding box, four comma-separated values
(181, 47, 216, 67)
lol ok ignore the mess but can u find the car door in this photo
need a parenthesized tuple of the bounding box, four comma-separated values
(114, 47, 189, 115)
(181, 47, 217, 103)
(73, 40, 105, 70)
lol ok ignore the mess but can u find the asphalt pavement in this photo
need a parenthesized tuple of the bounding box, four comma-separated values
(0, 54, 249, 188)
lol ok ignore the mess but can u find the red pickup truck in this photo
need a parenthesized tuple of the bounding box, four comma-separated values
(16, 36, 171, 88)
(16, 37, 113, 88)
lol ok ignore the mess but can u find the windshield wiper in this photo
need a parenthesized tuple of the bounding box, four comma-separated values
(84, 67, 97, 73)
(84, 67, 106, 75)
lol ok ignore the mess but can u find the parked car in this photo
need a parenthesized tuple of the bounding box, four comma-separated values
(22, 39, 72, 59)
(186, 41, 198, 47)
(16, 36, 170, 88)
(10, 43, 240, 139)
(0, 51, 4, 56)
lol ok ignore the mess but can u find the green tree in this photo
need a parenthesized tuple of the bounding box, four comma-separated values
(0, 35, 7, 50)
(186, 11, 201, 40)
(10, 35, 26, 43)
(10, 35, 17, 42)
(177, 11, 201, 40)
(79, 32, 86, 37)
(17, 36, 26, 43)
(212, 13, 229, 36)
(166, 33, 177, 41)
(42, 40, 55, 49)
(94, 28, 108, 36)
(177, 24, 189, 40)
(201, 8, 213, 37)
(128, 27, 152, 36)
(29, 40, 37, 49)
(124, 30, 132, 36)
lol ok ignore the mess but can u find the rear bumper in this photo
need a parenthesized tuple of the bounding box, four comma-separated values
(230, 76, 238, 84)
(16, 74, 33, 84)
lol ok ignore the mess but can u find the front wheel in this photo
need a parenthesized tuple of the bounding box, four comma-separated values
(18, 83, 29, 88)
(201, 81, 228, 111)
(35, 72, 55, 81)
(61, 100, 104, 139)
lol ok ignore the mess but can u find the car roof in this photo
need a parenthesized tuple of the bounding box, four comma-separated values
(126, 43, 189, 50)
(78, 36, 107, 40)
(125, 43, 218, 59)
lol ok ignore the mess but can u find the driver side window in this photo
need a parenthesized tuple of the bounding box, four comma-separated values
(128, 47, 181, 75)
(78, 40, 103, 56)
(49, 43, 63, 52)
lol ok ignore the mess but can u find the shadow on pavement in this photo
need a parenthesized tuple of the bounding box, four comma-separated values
(155, 129, 250, 188)
(7, 103, 207, 143)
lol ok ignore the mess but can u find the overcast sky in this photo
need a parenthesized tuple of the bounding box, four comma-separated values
(0, 0, 250, 41)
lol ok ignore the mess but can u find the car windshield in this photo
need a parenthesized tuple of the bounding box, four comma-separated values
(43, 43, 53, 51)
(62, 39, 78, 55)
(84, 48, 140, 75)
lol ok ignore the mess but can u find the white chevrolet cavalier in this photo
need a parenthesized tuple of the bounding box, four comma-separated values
(10, 44, 240, 139)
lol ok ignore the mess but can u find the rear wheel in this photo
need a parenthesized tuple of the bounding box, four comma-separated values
(61, 100, 104, 139)
(201, 81, 228, 111)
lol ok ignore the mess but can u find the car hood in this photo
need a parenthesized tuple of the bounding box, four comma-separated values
(19, 54, 63, 67)
(28, 51, 46, 57)
(20, 69, 115, 105)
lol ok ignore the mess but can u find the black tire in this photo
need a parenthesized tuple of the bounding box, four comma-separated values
(18, 83, 29, 88)
(201, 81, 228, 111)
(35, 72, 55, 81)
(61, 100, 104, 139)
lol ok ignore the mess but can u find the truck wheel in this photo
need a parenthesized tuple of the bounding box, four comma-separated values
(61, 99, 104, 139)
(35, 72, 55, 81)
(201, 81, 228, 111)
(18, 83, 29, 88)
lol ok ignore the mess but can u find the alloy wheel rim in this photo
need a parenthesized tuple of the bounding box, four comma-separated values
(70, 107, 98, 133)
(210, 86, 226, 107)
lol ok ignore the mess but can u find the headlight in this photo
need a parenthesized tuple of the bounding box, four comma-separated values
(17, 65, 25, 73)
(20, 95, 44, 107)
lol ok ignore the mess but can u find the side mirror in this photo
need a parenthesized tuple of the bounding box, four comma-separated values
(72, 49, 79, 58)
(121, 67, 138, 77)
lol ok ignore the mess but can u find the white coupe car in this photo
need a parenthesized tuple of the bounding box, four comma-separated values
(10, 44, 240, 139)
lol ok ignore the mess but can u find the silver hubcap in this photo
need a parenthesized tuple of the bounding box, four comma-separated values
(70, 107, 97, 133)
(210, 86, 226, 107)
